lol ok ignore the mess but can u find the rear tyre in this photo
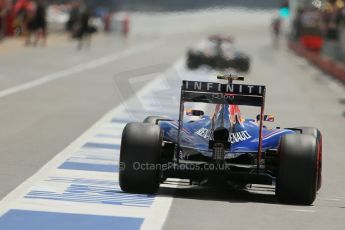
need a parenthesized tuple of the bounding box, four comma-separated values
(187, 51, 202, 69)
(276, 134, 318, 205)
(119, 123, 162, 194)
(294, 127, 322, 191)
(233, 57, 250, 72)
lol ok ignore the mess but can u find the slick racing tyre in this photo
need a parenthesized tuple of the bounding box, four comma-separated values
(143, 116, 168, 125)
(233, 57, 250, 72)
(276, 134, 318, 205)
(119, 123, 162, 194)
(187, 51, 202, 69)
(294, 127, 322, 191)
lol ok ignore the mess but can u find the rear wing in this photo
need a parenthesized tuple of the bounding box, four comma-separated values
(181, 80, 266, 106)
(178, 79, 267, 170)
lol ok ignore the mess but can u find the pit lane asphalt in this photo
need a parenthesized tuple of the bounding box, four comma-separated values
(163, 28, 345, 230)
(0, 31, 204, 199)
(0, 10, 344, 230)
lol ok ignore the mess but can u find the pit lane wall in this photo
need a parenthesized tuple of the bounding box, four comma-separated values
(288, 0, 345, 84)
(289, 42, 345, 84)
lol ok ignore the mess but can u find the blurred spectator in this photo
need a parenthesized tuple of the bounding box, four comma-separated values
(300, 8, 324, 51)
(71, 0, 94, 49)
(0, 0, 9, 40)
(103, 12, 111, 32)
(26, 0, 47, 46)
(292, 7, 304, 41)
(270, 15, 281, 48)
(271, 16, 281, 38)
(323, 0, 344, 60)
(339, 1, 345, 56)
(323, 0, 341, 41)
(65, 0, 79, 32)
(4, 1, 15, 37)
(13, 0, 30, 35)
(291, 0, 345, 60)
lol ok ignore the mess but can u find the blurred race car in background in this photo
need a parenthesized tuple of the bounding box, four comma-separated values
(187, 35, 251, 72)
(119, 74, 322, 205)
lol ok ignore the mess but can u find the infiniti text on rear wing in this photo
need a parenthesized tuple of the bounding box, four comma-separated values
(181, 80, 266, 106)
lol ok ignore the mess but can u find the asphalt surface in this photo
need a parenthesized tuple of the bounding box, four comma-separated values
(0, 9, 345, 230)
(163, 37, 345, 230)
(0, 31, 198, 199)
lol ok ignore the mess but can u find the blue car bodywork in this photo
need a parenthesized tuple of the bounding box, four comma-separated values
(158, 104, 295, 160)
(119, 77, 322, 204)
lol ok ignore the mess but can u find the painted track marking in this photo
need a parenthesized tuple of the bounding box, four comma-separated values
(0, 48, 216, 229)
(0, 41, 160, 99)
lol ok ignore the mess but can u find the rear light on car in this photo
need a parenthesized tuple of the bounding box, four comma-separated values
(213, 143, 225, 162)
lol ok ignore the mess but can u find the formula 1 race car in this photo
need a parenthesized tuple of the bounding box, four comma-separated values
(119, 74, 322, 205)
(187, 35, 250, 72)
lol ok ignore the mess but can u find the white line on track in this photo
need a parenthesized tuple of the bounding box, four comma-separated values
(0, 59, 186, 230)
(324, 198, 341, 201)
(0, 42, 216, 229)
(289, 209, 316, 213)
(0, 103, 125, 216)
(0, 41, 161, 99)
